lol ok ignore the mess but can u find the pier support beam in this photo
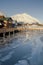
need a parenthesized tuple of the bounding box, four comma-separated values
(3, 33, 5, 42)
(9, 32, 10, 38)
(13, 31, 14, 37)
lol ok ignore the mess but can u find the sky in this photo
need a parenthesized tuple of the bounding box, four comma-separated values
(0, 0, 43, 23)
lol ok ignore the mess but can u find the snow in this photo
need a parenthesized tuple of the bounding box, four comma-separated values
(11, 13, 40, 24)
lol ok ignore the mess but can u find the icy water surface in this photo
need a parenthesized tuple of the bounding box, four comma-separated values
(0, 31, 43, 65)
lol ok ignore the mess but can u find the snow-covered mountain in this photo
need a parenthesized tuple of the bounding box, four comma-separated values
(11, 13, 40, 24)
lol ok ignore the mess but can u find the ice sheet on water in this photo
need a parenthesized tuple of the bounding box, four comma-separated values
(0, 32, 43, 65)
(30, 36, 43, 65)
(0, 61, 2, 65)
(14, 60, 29, 65)
(40, 36, 43, 42)
(14, 33, 43, 65)
(0, 50, 14, 62)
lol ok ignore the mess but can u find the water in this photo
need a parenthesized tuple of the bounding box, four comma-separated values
(0, 31, 43, 65)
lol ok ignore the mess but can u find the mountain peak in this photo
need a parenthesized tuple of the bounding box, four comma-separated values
(21, 13, 28, 15)
(11, 13, 40, 24)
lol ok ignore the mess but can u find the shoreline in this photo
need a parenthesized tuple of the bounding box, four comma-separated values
(0, 26, 43, 45)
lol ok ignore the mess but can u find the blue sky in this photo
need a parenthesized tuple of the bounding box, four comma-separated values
(0, 0, 43, 23)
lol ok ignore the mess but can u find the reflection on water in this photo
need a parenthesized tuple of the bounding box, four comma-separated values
(0, 31, 43, 65)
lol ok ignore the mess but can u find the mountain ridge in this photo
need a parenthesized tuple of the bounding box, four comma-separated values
(11, 13, 40, 24)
